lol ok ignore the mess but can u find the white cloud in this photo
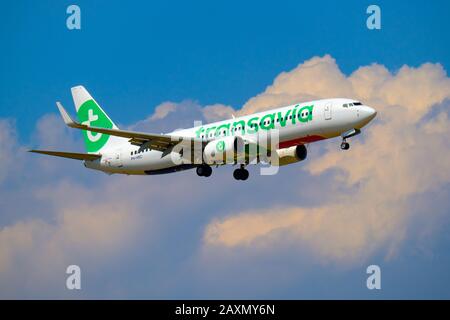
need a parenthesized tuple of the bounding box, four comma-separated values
(239, 55, 354, 115)
(129, 100, 205, 133)
(204, 55, 450, 265)
(0, 111, 233, 297)
(2, 55, 450, 297)
(202, 104, 236, 122)
(149, 102, 178, 121)
(0, 119, 146, 297)
(0, 119, 22, 184)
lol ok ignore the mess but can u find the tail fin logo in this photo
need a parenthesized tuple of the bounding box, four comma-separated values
(83, 109, 102, 142)
(77, 100, 113, 152)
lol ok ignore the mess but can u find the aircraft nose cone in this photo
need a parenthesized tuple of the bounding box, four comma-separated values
(361, 106, 377, 122)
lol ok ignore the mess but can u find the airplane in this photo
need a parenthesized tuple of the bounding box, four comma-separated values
(30, 86, 377, 180)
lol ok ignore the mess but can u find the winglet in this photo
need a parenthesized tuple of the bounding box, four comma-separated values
(56, 101, 77, 127)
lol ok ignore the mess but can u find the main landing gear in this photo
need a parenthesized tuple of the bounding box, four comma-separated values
(233, 165, 249, 181)
(196, 165, 212, 177)
(196, 164, 248, 180)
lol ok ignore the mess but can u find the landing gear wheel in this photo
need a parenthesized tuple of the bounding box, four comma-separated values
(233, 168, 249, 180)
(196, 165, 212, 177)
(340, 141, 350, 150)
(203, 165, 212, 177)
(233, 169, 241, 180)
(241, 169, 249, 180)
(196, 166, 204, 177)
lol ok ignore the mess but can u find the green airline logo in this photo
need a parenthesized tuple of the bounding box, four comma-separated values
(216, 140, 225, 152)
(195, 104, 314, 139)
(77, 100, 113, 153)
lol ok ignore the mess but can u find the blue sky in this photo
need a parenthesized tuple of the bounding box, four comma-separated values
(1, 1, 450, 299)
(1, 0, 449, 138)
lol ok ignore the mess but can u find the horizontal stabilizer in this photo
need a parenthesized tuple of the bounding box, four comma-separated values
(29, 150, 101, 161)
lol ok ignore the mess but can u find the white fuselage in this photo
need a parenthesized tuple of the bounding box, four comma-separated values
(84, 98, 376, 175)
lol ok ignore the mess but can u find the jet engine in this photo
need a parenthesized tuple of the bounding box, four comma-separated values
(203, 136, 245, 164)
(274, 144, 307, 166)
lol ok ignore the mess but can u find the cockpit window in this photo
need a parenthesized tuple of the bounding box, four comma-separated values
(344, 102, 363, 107)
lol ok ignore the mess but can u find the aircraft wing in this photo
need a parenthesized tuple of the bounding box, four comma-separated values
(29, 150, 102, 161)
(56, 102, 203, 152)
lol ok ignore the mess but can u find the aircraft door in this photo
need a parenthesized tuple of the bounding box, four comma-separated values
(324, 102, 332, 120)
(110, 149, 123, 168)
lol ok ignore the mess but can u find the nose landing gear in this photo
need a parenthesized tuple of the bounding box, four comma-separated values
(233, 164, 249, 181)
(340, 140, 350, 150)
(340, 128, 360, 151)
